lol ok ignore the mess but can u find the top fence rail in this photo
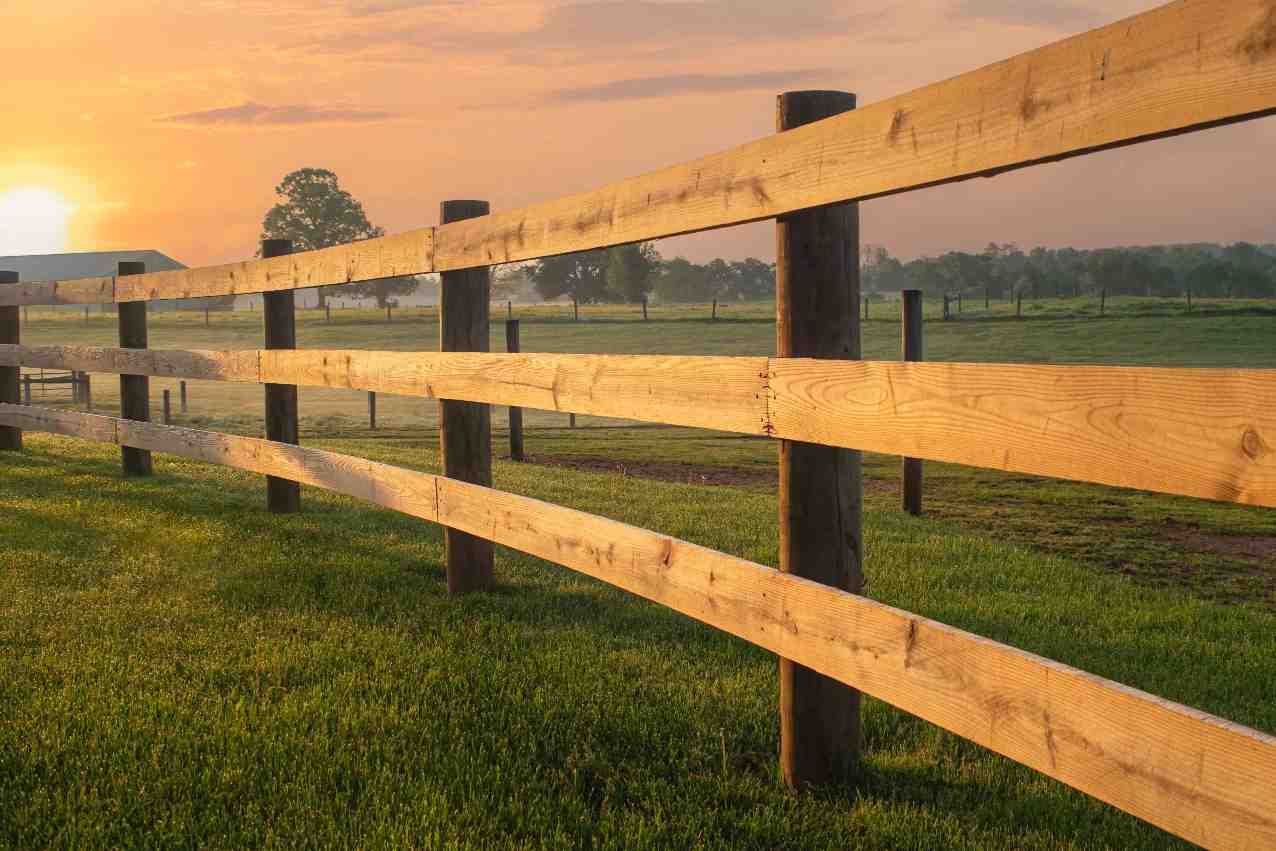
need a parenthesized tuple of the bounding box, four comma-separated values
(3, 0, 1276, 307)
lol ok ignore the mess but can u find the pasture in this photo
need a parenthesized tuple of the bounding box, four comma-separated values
(3, 298, 1275, 847)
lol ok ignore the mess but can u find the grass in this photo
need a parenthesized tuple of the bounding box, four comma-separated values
(3, 295, 1275, 847)
(3, 433, 1275, 849)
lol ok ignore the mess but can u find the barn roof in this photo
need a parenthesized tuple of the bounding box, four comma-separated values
(0, 249, 186, 281)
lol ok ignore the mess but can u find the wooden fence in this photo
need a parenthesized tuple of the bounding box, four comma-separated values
(3, 0, 1276, 846)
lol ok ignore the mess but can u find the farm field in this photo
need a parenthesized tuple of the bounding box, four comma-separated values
(3, 295, 1275, 847)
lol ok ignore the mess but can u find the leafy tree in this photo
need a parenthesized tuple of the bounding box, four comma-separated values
(529, 250, 609, 304)
(260, 167, 417, 309)
(653, 258, 718, 303)
(728, 258, 776, 300)
(605, 243, 660, 303)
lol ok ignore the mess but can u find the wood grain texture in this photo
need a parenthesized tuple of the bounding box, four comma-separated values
(775, 90, 862, 789)
(262, 238, 300, 514)
(4, 401, 1276, 849)
(5, 344, 1274, 507)
(5, 0, 1276, 304)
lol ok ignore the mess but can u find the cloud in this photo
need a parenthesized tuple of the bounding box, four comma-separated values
(952, 0, 1101, 28)
(155, 101, 398, 127)
(550, 69, 836, 104)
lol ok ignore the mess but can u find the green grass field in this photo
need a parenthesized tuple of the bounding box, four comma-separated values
(3, 296, 1275, 847)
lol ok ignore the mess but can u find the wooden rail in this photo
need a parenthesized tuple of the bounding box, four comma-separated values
(3, 402, 1275, 850)
(3, 344, 1273, 508)
(4, 0, 1276, 307)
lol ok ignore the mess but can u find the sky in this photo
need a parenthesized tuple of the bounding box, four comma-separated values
(2, 0, 1274, 267)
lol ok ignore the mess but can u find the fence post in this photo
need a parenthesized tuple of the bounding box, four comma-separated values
(117, 261, 152, 476)
(506, 319, 524, 462)
(1016, 291, 1023, 319)
(367, 391, 377, 430)
(325, 303, 331, 323)
(942, 293, 950, 321)
(901, 290, 923, 516)
(1187, 288, 1193, 313)
(83, 374, 92, 411)
(179, 380, 187, 413)
(1101, 288, 1106, 316)
(985, 286, 990, 309)
(863, 297, 869, 320)
(642, 295, 648, 320)
(386, 304, 392, 322)
(569, 412, 576, 429)
(162, 389, 172, 424)
(573, 297, 579, 321)
(0, 271, 20, 451)
(712, 298, 718, 320)
(957, 292, 963, 313)
(507, 300, 513, 320)
(440, 199, 494, 594)
(775, 89, 862, 789)
(23, 376, 31, 405)
(84, 307, 89, 324)
(262, 239, 300, 513)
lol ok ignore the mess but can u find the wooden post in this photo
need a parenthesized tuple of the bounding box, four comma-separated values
(775, 90, 862, 788)
(367, 391, 377, 430)
(957, 292, 963, 313)
(325, 303, 331, 323)
(506, 319, 524, 462)
(162, 389, 172, 424)
(985, 286, 990, 309)
(863, 297, 869, 320)
(440, 199, 494, 594)
(573, 297, 579, 321)
(84, 306, 89, 324)
(642, 295, 648, 320)
(386, 304, 392, 322)
(1101, 288, 1107, 316)
(569, 412, 576, 428)
(0, 271, 20, 451)
(117, 261, 152, 476)
(23, 376, 31, 405)
(1016, 291, 1023, 318)
(262, 239, 300, 513)
(942, 293, 950, 321)
(83, 374, 92, 411)
(507, 300, 513, 320)
(1187, 288, 1193, 313)
(901, 290, 923, 516)
(712, 298, 718, 320)
(179, 380, 188, 413)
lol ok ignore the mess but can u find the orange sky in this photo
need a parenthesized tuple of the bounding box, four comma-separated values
(3, 0, 1275, 267)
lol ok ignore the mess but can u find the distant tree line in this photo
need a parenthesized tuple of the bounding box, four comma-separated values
(863, 242, 1276, 299)
(528, 244, 775, 304)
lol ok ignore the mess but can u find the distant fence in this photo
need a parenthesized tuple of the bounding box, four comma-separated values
(3, 1, 1276, 846)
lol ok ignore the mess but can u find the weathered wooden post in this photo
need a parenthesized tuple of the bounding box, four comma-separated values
(179, 380, 188, 413)
(440, 199, 494, 593)
(573, 297, 579, 321)
(118, 261, 152, 476)
(0, 271, 20, 451)
(386, 304, 392, 322)
(1016, 291, 1023, 319)
(262, 238, 300, 513)
(863, 297, 869, 320)
(942, 293, 950, 321)
(985, 286, 990, 310)
(712, 298, 718, 320)
(507, 300, 513, 320)
(506, 318, 524, 462)
(83, 307, 89, 324)
(83, 374, 92, 411)
(569, 413, 576, 429)
(325, 303, 331, 323)
(901, 290, 923, 516)
(775, 90, 862, 788)
(642, 295, 648, 320)
(367, 391, 377, 430)
(1101, 288, 1107, 316)
(162, 389, 172, 424)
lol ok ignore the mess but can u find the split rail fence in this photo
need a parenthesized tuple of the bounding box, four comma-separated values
(4, 0, 1276, 846)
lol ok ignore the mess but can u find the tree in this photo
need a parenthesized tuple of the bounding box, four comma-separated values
(653, 258, 718, 303)
(260, 167, 417, 309)
(605, 243, 660, 303)
(727, 258, 776, 300)
(529, 250, 609, 304)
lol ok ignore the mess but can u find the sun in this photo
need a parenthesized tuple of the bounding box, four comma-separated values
(0, 187, 75, 255)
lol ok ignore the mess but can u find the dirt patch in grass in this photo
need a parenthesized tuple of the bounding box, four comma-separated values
(1165, 527, 1276, 563)
(521, 454, 777, 487)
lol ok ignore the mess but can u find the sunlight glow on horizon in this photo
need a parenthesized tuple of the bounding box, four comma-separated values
(0, 187, 75, 255)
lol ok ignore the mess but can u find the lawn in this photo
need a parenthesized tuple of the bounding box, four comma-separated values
(3, 295, 1275, 847)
